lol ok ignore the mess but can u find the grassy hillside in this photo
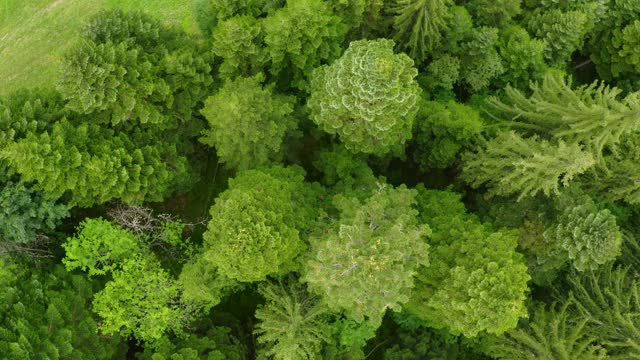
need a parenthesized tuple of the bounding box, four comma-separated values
(0, 0, 198, 95)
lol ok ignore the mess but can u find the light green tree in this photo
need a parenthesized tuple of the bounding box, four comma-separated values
(307, 39, 420, 155)
(202, 166, 321, 282)
(462, 131, 595, 201)
(212, 16, 265, 79)
(254, 281, 332, 360)
(304, 183, 429, 326)
(199, 75, 296, 170)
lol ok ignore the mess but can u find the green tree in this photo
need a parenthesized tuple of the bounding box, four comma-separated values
(254, 280, 332, 360)
(389, 0, 451, 63)
(412, 97, 483, 170)
(92, 256, 189, 343)
(487, 71, 640, 164)
(59, 9, 213, 127)
(0, 261, 123, 359)
(467, 0, 521, 26)
(568, 265, 640, 357)
(304, 183, 429, 326)
(212, 16, 265, 79)
(63, 218, 140, 276)
(262, 0, 347, 89)
(307, 39, 420, 155)
(497, 25, 547, 89)
(482, 302, 608, 360)
(2, 119, 190, 207)
(462, 131, 595, 201)
(407, 189, 530, 337)
(178, 255, 241, 313)
(199, 75, 296, 170)
(458, 27, 505, 92)
(0, 88, 65, 144)
(526, 9, 590, 67)
(136, 326, 247, 360)
(202, 165, 321, 282)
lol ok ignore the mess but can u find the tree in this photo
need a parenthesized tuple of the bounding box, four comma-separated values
(254, 280, 332, 360)
(526, 9, 590, 67)
(262, 0, 347, 89)
(178, 255, 241, 313)
(406, 189, 530, 337)
(1, 119, 190, 207)
(63, 218, 140, 277)
(212, 16, 265, 79)
(568, 265, 640, 357)
(307, 39, 420, 155)
(92, 256, 190, 344)
(467, 0, 521, 27)
(304, 183, 429, 326)
(482, 302, 608, 360)
(544, 193, 622, 272)
(462, 131, 595, 201)
(0, 261, 124, 359)
(0, 88, 65, 144)
(487, 71, 640, 164)
(199, 75, 296, 170)
(389, 0, 451, 63)
(496, 25, 547, 89)
(458, 27, 505, 92)
(412, 97, 483, 170)
(202, 165, 321, 282)
(137, 326, 247, 360)
(59, 9, 213, 127)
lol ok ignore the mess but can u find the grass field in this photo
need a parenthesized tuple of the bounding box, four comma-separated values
(0, 0, 199, 95)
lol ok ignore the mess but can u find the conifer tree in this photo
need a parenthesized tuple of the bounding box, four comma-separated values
(458, 27, 505, 92)
(304, 183, 429, 326)
(262, 0, 347, 89)
(0, 88, 65, 144)
(526, 9, 590, 67)
(307, 39, 420, 155)
(212, 16, 265, 79)
(487, 72, 640, 164)
(462, 131, 595, 201)
(199, 75, 296, 170)
(202, 165, 321, 282)
(254, 281, 332, 360)
(389, 0, 451, 63)
(483, 302, 608, 360)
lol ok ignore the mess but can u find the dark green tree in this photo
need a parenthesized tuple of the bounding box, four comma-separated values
(467, 0, 522, 26)
(526, 9, 590, 67)
(497, 25, 547, 89)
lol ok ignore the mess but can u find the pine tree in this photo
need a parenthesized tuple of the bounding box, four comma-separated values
(462, 131, 595, 201)
(254, 280, 332, 360)
(389, 0, 451, 63)
(487, 71, 640, 164)
(307, 39, 420, 155)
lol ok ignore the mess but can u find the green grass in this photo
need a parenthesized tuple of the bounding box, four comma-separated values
(0, 0, 199, 95)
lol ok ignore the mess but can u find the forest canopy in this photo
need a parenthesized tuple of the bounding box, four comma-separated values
(2, 0, 640, 358)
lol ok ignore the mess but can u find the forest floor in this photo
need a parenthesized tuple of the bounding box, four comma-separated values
(0, 0, 199, 95)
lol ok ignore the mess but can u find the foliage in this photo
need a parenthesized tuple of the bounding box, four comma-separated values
(467, 0, 522, 26)
(526, 9, 590, 67)
(178, 256, 241, 313)
(0, 261, 123, 359)
(544, 193, 622, 272)
(304, 183, 429, 325)
(254, 280, 332, 360)
(202, 166, 321, 282)
(423, 55, 460, 93)
(212, 16, 265, 79)
(390, 0, 451, 63)
(497, 25, 547, 89)
(482, 302, 608, 360)
(487, 71, 640, 164)
(458, 27, 505, 92)
(1, 119, 190, 207)
(413, 97, 483, 170)
(59, 9, 213, 127)
(462, 131, 595, 201)
(200, 74, 296, 170)
(0, 88, 65, 144)
(92, 256, 189, 344)
(568, 265, 640, 357)
(308, 38, 420, 155)
(407, 189, 530, 337)
(262, 0, 347, 89)
(137, 326, 247, 360)
(63, 218, 140, 276)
